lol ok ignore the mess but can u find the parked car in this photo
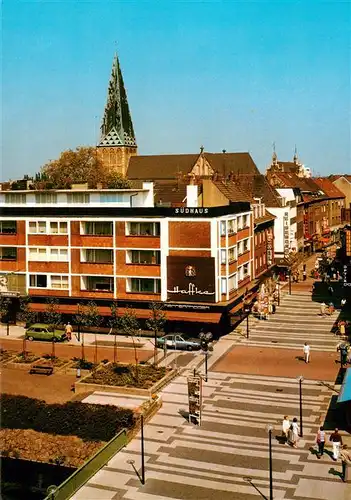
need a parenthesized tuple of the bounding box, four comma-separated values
(25, 324, 67, 342)
(156, 334, 201, 351)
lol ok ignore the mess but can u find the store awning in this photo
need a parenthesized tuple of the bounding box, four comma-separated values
(275, 258, 291, 268)
(337, 368, 351, 404)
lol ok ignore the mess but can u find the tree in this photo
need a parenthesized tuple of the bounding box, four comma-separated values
(18, 296, 37, 360)
(74, 303, 86, 360)
(119, 308, 140, 380)
(146, 302, 167, 366)
(77, 302, 102, 366)
(0, 297, 11, 336)
(44, 298, 62, 358)
(109, 302, 120, 364)
(106, 171, 132, 189)
(38, 146, 108, 189)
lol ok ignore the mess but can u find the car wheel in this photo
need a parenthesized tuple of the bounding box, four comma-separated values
(28, 336, 34, 341)
(187, 345, 193, 351)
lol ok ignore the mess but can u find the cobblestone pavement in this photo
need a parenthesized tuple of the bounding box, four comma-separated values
(72, 372, 350, 500)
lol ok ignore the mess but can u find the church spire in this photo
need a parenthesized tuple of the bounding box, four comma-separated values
(98, 54, 137, 148)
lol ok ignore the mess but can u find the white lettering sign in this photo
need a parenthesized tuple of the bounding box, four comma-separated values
(174, 208, 209, 215)
(167, 283, 215, 296)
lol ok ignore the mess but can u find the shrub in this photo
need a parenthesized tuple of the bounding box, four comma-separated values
(0, 394, 135, 442)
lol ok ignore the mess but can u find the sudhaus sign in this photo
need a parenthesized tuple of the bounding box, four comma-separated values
(167, 256, 216, 303)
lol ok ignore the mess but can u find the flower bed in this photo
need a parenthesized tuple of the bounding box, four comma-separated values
(0, 349, 17, 364)
(12, 352, 40, 364)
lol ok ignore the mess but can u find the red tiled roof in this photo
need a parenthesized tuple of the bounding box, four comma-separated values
(313, 178, 345, 199)
(211, 179, 251, 203)
(328, 174, 351, 183)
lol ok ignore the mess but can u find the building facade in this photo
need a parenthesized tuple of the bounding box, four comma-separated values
(0, 185, 253, 334)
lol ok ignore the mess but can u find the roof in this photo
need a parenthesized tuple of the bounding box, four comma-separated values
(154, 181, 187, 206)
(128, 151, 260, 180)
(276, 161, 300, 173)
(98, 54, 137, 148)
(234, 174, 282, 207)
(329, 174, 351, 183)
(337, 367, 351, 404)
(313, 178, 345, 199)
(254, 211, 276, 225)
(211, 179, 251, 203)
(128, 154, 201, 180)
(270, 172, 324, 194)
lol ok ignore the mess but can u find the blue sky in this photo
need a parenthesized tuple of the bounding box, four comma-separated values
(2, 0, 350, 179)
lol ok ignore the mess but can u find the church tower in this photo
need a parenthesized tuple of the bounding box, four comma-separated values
(97, 54, 137, 176)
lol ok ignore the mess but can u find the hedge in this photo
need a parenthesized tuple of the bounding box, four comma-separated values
(0, 394, 135, 442)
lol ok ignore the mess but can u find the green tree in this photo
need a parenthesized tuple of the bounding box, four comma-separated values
(109, 302, 120, 364)
(119, 308, 140, 380)
(0, 297, 11, 336)
(106, 171, 132, 189)
(18, 296, 37, 360)
(146, 302, 167, 366)
(78, 302, 102, 366)
(44, 298, 62, 358)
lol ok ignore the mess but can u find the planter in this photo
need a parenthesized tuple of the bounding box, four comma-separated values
(75, 365, 176, 397)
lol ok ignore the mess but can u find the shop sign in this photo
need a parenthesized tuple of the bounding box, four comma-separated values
(283, 212, 290, 257)
(303, 213, 309, 238)
(342, 264, 351, 287)
(174, 208, 209, 215)
(167, 256, 216, 303)
(346, 230, 351, 257)
(267, 232, 273, 265)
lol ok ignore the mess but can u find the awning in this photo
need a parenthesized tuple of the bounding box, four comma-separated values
(275, 258, 291, 268)
(337, 368, 351, 404)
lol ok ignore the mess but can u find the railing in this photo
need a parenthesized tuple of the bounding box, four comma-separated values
(43, 428, 127, 500)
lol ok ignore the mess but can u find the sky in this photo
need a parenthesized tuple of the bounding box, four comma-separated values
(2, 0, 350, 180)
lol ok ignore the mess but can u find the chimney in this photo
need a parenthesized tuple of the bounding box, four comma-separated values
(186, 184, 198, 208)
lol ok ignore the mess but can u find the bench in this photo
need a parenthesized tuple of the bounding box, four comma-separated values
(29, 364, 54, 375)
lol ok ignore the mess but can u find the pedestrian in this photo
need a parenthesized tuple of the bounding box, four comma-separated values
(316, 426, 325, 458)
(340, 444, 351, 482)
(303, 270, 307, 281)
(329, 428, 343, 461)
(282, 415, 290, 443)
(289, 418, 299, 448)
(341, 298, 346, 310)
(303, 342, 311, 363)
(320, 302, 326, 316)
(328, 285, 334, 296)
(329, 302, 335, 315)
(65, 322, 73, 341)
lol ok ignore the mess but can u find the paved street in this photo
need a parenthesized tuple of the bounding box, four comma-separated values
(71, 286, 350, 500)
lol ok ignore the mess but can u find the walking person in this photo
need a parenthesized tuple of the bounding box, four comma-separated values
(316, 426, 325, 458)
(282, 415, 290, 443)
(289, 418, 299, 448)
(303, 342, 311, 363)
(65, 322, 73, 341)
(320, 302, 326, 317)
(328, 284, 334, 296)
(303, 270, 307, 281)
(340, 444, 351, 482)
(329, 428, 343, 461)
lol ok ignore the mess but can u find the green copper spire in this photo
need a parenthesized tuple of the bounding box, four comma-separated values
(99, 54, 137, 148)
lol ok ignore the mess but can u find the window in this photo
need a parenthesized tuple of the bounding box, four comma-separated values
(243, 238, 249, 252)
(220, 249, 226, 264)
(50, 221, 67, 234)
(82, 249, 113, 263)
(0, 247, 17, 260)
(228, 219, 236, 234)
(100, 193, 124, 203)
(220, 221, 226, 236)
(51, 275, 69, 289)
(228, 246, 237, 262)
(228, 274, 237, 292)
(29, 274, 47, 288)
(128, 222, 160, 236)
(243, 214, 249, 227)
(82, 222, 113, 235)
(49, 248, 68, 261)
(238, 241, 243, 255)
(5, 193, 26, 204)
(259, 257, 262, 268)
(28, 248, 47, 261)
(35, 193, 57, 204)
(221, 278, 227, 294)
(263, 253, 266, 264)
(29, 221, 46, 234)
(130, 278, 161, 293)
(82, 276, 114, 292)
(128, 250, 160, 265)
(0, 221, 17, 234)
(237, 216, 243, 230)
(243, 263, 249, 277)
(68, 193, 90, 204)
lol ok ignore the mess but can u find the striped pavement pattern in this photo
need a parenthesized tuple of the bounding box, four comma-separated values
(72, 371, 349, 500)
(243, 292, 339, 352)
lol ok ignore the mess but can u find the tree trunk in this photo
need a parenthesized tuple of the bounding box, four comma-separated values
(130, 334, 139, 381)
(113, 332, 117, 364)
(94, 333, 98, 366)
(153, 328, 158, 366)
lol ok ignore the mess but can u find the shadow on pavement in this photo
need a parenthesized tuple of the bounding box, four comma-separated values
(243, 477, 268, 500)
(328, 467, 343, 481)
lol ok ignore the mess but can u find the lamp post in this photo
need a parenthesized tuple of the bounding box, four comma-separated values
(297, 375, 304, 437)
(288, 269, 292, 295)
(265, 424, 274, 500)
(243, 304, 251, 339)
(140, 413, 145, 485)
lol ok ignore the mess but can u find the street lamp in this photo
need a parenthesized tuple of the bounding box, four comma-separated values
(297, 375, 304, 437)
(265, 424, 273, 500)
(243, 304, 251, 339)
(199, 331, 213, 382)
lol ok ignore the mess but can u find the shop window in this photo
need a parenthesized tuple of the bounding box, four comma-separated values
(0, 247, 17, 261)
(29, 274, 47, 288)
